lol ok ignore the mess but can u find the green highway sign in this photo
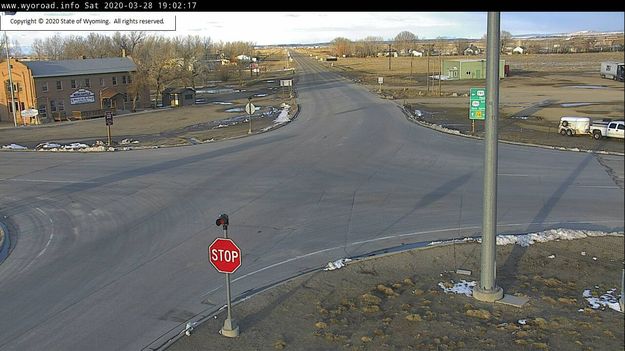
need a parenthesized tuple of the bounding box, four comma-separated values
(469, 87, 486, 120)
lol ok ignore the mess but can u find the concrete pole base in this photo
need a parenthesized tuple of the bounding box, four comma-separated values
(220, 318, 240, 338)
(473, 285, 504, 302)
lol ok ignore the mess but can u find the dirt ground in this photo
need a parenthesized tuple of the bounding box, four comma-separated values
(171, 236, 624, 351)
(0, 50, 297, 149)
(304, 51, 624, 154)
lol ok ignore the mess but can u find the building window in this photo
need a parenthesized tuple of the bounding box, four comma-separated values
(100, 78, 105, 87)
(127, 75, 132, 84)
(56, 80, 62, 90)
(38, 105, 47, 118)
(71, 79, 76, 89)
(50, 100, 57, 112)
(122, 76, 127, 84)
(123, 94, 128, 103)
(112, 76, 117, 85)
(185, 94, 193, 100)
(85, 78, 90, 88)
(58, 100, 65, 111)
(42, 82, 48, 92)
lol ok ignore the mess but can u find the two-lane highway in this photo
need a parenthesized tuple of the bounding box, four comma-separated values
(0, 53, 622, 350)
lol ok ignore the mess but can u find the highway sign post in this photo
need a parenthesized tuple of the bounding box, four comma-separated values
(245, 98, 255, 135)
(105, 111, 113, 145)
(469, 87, 486, 133)
(209, 214, 240, 337)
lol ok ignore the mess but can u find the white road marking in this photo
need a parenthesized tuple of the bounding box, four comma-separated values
(575, 185, 620, 189)
(498, 174, 530, 177)
(19, 208, 55, 273)
(0, 178, 97, 184)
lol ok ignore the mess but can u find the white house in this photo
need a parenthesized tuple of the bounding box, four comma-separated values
(512, 46, 526, 54)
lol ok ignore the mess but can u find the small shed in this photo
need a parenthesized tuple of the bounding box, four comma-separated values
(162, 87, 196, 107)
(442, 59, 506, 80)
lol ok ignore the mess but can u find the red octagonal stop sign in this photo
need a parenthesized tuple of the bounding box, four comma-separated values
(208, 238, 242, 273)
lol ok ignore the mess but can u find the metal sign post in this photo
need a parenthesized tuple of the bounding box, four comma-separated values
(378, 77, 383, 93)
(105, 111, 113, 146)
(245, 98, 255, 134)
(211, 214, 240, 337)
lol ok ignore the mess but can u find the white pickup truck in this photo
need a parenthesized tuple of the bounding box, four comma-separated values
(590, 120, 625, 140)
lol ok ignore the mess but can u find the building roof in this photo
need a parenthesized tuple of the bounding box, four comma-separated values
(163, 87, 196, 94)
(24, 57, 137, 78)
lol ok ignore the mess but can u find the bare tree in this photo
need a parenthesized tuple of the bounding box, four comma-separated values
(455, 39, 470, 55)
(394, 31, 417, 54)
(357, 36, 383, 57)
(481, 30, 514, 53)
(330, 37, 352, 57)
(111, 31, 146, 57)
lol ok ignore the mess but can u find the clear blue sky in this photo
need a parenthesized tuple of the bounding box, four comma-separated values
(4, 12, 624, 48)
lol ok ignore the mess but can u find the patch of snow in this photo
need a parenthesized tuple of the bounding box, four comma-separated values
(564, 85, 607, 89)
(547, 254, 555, 259)
(273, 106, 291, 124)
(62, 143, 88, 150)
(592, 257, 597, 261)
(213, 101, 234, 105)
(428, 237, 477, 246)
(2, 143, 27, 150)
(414, 110, 423, 117)
(518, 319, 527, 325)
(581, 251, 587, 256)
(324, 258, 352, 271)
(583, 288, 622, 312)
(438, 280, 476, 296)
(560, 102, 595, 107)
(254, 93, 268, 97)
(225, 108, 244, 113)
(36, 142, 61, 150)
(215, 124, 228, 128)
(493, 229, 623, 247)
(427, 229, 623, 249)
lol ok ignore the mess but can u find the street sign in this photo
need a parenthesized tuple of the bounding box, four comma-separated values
(20, 109, 39, 118)
(209, 238, 242, 274)
(105, 111, 113, 125)
(469, 87, 486, 120)
(245, 103, 256, 115)
(280, 79, 292, 87)
(378, 77, 384, 84)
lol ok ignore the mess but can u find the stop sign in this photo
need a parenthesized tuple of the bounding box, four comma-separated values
(208, 238, 242, 273)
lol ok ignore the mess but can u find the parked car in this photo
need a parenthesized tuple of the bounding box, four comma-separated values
(590, 120, 625, 140)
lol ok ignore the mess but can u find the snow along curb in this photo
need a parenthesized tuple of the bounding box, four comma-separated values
(398, 105, 625, 157)
(0, 221, 10, 264)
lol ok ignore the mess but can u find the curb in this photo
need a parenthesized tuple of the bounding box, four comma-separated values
(398, 105, 625, 157)
(0, 221, 10, 264)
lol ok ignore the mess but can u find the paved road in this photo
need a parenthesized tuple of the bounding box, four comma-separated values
(0, 54, 622, 351)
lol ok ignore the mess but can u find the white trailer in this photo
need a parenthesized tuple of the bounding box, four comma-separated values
(600, 61, 624, 81)
(558, 116, 591, 136)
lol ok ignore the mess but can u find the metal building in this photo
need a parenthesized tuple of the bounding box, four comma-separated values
(442, 59, 506, 80)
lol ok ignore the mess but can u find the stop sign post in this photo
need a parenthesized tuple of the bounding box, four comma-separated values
(209, 214, 240, 337)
